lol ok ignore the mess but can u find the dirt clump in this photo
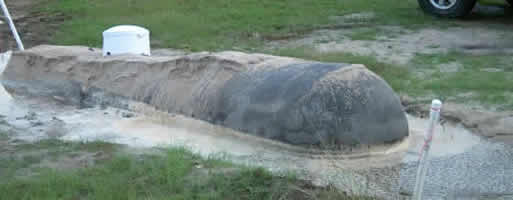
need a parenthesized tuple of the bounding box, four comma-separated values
(0, 0, 66, 52)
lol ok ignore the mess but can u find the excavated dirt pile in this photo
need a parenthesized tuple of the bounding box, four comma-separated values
(2, 45, 408, 149)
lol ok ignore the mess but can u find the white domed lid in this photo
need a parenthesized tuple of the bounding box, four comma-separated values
(103, 25, 149, 36)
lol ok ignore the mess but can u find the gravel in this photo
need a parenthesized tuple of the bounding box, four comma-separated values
(399, 141, 513, 199)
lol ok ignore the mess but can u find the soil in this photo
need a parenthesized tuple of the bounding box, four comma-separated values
(267, 4, 513, 65)
(0, 0, 67, 52)
(268, 25, 513, 65)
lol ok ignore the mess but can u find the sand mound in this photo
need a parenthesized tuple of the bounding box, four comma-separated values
(3, 45, 408, 148)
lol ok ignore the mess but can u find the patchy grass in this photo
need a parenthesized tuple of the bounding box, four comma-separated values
(273, 48, 513, 109)
(0, 139, 371, 200)
(40, 0, 449, 51)
(10, 139, 117, 157)
(411, 52, 513, 109)
(344, 27, 407, 41)
(0, 139, 117, 180)
(346, 29, 381, 41)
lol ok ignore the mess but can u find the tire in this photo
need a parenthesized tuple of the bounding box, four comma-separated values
(418, 0, 477, 17)
(507, 0, 513, 5)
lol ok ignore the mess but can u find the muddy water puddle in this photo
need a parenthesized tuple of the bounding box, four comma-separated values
(404, 115, 482, 162)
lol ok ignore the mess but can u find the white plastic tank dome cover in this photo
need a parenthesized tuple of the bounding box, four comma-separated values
(102, 25, 151, 56)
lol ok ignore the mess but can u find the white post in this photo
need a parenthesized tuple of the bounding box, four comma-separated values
(412, 99, 442, 200)
(0, 0, 24, 51)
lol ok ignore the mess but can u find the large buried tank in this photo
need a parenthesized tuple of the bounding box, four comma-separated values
(2, 45, 408, 149)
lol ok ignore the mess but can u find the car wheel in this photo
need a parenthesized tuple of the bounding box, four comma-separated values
(507, 0, 513, 5)
(418, 0, 477, 17)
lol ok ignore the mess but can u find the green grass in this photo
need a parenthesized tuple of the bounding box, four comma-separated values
(0, 139, 370, 200)
(411, 52, 513, 109)
(41, 0, 447, 51)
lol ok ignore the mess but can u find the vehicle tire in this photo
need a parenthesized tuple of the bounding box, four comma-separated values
(418, 0, 477, 17)
(507, 0, 513, 5)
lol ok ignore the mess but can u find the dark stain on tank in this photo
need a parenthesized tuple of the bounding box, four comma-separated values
(215, 62, 408, 148)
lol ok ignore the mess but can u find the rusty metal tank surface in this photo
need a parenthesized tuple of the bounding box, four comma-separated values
(2, 45, 408, 148)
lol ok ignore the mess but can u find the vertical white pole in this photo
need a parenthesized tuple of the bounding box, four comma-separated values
(412, 99, 442, 200)
(0, 0, 24, 51)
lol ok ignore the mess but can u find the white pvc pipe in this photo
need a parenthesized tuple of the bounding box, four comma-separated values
(0, 0, 24, 51)
(413, 99, 442, 200)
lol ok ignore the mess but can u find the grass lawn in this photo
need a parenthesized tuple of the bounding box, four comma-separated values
(410, 52, 513, 109)
(41, 0, 447, 51)
(0, 135, 369, 200)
